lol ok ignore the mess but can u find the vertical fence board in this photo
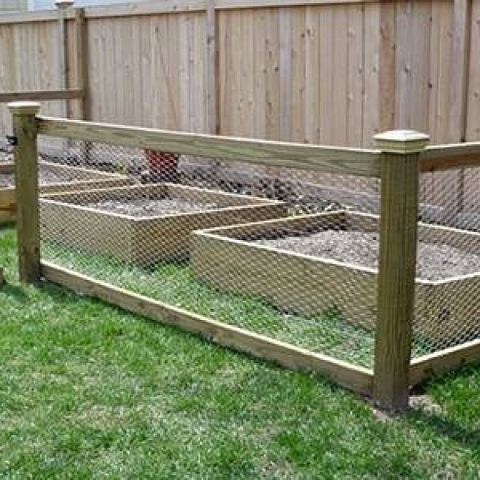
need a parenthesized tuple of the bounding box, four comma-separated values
(331, 7, 348, 146)
(379, 0, 395, 132)
(279, 8, 292, 141)
(318, 5, 333, 144)
(264, 8, 280, 141)
(0, 1, 478, 151)
(466, 0, 480, 141)
(410, 0, 432, 134)
(347, 4, 364, 146)
(363, 2, 380, 146)
(304, 6, 320, 144)
(395, 0, 412, 129)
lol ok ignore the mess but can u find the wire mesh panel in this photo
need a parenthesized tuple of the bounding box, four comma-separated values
(37, 136, 380, 369)
(413, 167, 480, 357)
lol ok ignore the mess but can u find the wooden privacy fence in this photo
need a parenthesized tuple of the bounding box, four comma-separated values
(2, 0, 480, 234)
(1, 0, 480, 146)
(9, 101, 480, 412)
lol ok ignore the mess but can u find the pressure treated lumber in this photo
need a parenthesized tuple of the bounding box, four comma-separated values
(40, 183, 287, 264)
(373, 130, 429, 412)
(36, 117, 381, 177)
(421, 142, 480, 171)
(8, 101, 41, 283)
(192, 211, 480, 342)
(410, 339, 480, 386)
(41, 261, 374, 396)
(0, 89, 84, 103)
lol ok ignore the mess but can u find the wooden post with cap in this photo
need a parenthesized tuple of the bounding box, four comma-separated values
(8, 101, 41, 284)
(373, 129, 429, 412)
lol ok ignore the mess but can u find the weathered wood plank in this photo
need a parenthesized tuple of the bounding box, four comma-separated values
(373, 130, 428, 412)
(41, 261, 374, 396)
(449, 0, 471, 143)
(410, 339, 480, 386)
(8, 102, 41, 283)
(0, 89, 84, 103)
(421, 142, 480, 171)
(379, 0, 395, 131)
(36, 117, 382, 177)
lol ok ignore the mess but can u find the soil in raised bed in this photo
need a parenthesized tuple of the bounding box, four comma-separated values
(83, 197, 222, 217)
(254, 230, 480, 281)
(0, 164, 81, 188)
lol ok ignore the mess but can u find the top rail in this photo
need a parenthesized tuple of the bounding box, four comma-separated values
(0, 89, 84, 104)
(36, 116, 381, 178)
(421, 142, 480, 172)
(0, 0, 377, 24)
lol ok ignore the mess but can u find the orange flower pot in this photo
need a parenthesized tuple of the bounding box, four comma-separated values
(144, 149, 179, 182)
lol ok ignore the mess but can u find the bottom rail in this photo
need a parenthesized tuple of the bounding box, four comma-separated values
(41, 261, 374, 396)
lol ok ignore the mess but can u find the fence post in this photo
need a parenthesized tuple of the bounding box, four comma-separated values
(373, 130, 429, 412)
(8, 101, 41, 284)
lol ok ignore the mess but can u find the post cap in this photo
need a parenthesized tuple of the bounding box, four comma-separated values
(374, 130, 430, 154)
(55, 0, 74, 8)
(7, 102, 41, 116)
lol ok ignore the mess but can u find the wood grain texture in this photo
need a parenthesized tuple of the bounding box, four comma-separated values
(448, 0, 471, 143)
(192, 210, 478, 344)
(9, 103, 41, 283)
(0, 1, 478, 154)
(421, 141, 480, 171)
(0, 161, 131, 224)
(379, 0, 395, 131)
(41, 261, 374, 396)
(373, 144, 422, 412)
(37, 116, 382, 177)
(410, 339, 480, 386)
(466, 0, 480, 141)
(40, 183, 287, 264)
(0, 89, 83, 103)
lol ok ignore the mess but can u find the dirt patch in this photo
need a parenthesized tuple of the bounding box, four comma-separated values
(254, 230, 480, 281)
(0, 164, 79, 188)
(83, 197, 221, 217)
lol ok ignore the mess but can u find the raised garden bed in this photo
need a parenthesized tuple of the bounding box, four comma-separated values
(40, 183, 287, 265)
(0, 161, 130, 223)
(191, 211, 480, 343)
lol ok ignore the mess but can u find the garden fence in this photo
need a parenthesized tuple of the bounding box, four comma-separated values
(7, 102, 480, 412)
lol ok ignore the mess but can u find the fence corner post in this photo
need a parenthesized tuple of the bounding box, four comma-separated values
(8, 101, 41, 284)
(373, 129, 429, 412)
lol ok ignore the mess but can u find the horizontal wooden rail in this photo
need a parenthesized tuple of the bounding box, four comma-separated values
(0, 0, 379, 24)
(36, 117, 381, 177)
(42, 261, 374, 396)
(410, 339, 480, 386)
(421, 142, 480, 172)
(0, 89, 84, 103)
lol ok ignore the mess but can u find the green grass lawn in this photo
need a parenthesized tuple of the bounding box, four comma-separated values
(1, 225, 479, 478)
(42, 241, 376, 369)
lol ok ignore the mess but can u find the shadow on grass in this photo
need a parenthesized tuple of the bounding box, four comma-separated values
(0, 222, 15, 232)
(408, 408, 480, 451)
(0, 282, 29, 302)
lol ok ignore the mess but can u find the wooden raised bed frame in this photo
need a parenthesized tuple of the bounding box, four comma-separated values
(0, 161, 130, 223)
(192, 211, 480, 343)
(40, 183, 287, 265)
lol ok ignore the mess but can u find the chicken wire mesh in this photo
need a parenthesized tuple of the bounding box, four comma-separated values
(412, 167, 480, 357)
(12, 133, 480, 370)
(37, 136, 381, 369)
